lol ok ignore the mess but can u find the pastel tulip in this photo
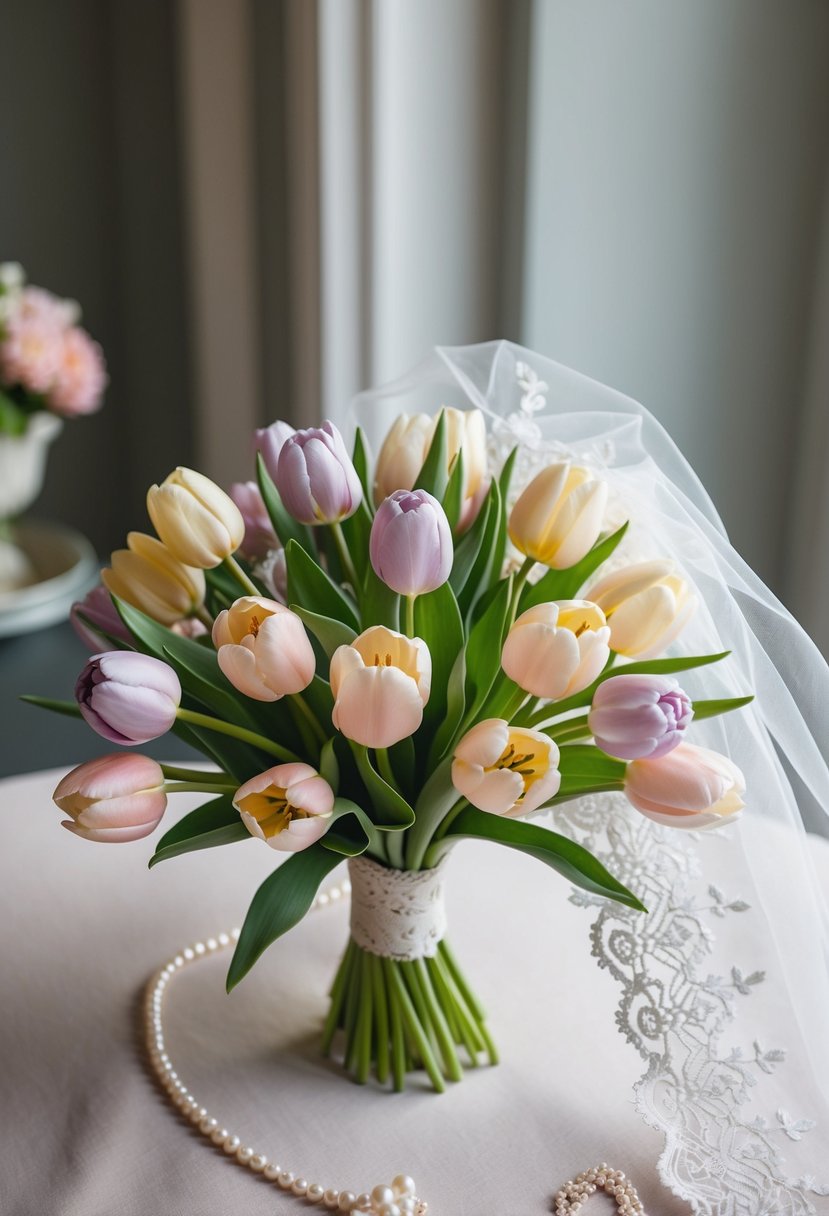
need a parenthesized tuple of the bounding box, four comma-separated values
(102, 532, 206, 626)
(147, 467, 245, 568)
(501, 601, 611, 700)
(212, 596, 315, 701)
(369, 489, 453, 595)
(76, 651, 181, 745)
(255, 419, 296, 481)
(452, 719, 561, 816)
(509, 462, 608, 569)
(70, 585, 133, 652)
(53, 753, 167, 842)
(588, 674, 693, 760)
(587, 560, 696, 659)
(229, 481, 279, 560)
(234, 763, 334, 851)
(258, 546, 288, 603)
(374, 413, 434, 503)
(276, 421, 362, 525)
(330, 626, 431, 748)
(624, 743, 745, 829)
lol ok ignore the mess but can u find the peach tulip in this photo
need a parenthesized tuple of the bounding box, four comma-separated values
(501, 600, 611, 700)
(147, 467, 245, 568)
(54, 753, 167, 842)
(234, 763, 334, 851)
(587, 560, 696, 659)
(102, 532, 206, 626)
(508, 462, 607, 569)
(212, 596, 316, 701)
(624, 743, 745, 829)
(330, 626, 431, 748)
(452, 718, 561, 816)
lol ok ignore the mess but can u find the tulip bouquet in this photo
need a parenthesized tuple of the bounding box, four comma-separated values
(29, 406, 751, 1093)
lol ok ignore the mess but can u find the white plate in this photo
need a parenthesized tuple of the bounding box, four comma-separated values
(0, 519, 98, 638)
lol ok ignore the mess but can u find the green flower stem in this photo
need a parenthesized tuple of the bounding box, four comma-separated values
(175, 706, 301, 763)
(160, 763, 229, 783)
(163, 781, 237, 795)
(321, 940, 354, 1056)
(387, 966, 407, 1091)
(404, 594, 416, 638)
(223, 553, 261, 597)
(438, 938, 487, 1024)
(193, 603, 215, 630)
(383, 958, 445, 1092)
(330, 521, 360, 594)
(375, 747, 400, 793)
(547, 714, 592, 742)
(508, 556, 536, 628)
(291, 691, 327, 746)
(370, 954, 391, 1085)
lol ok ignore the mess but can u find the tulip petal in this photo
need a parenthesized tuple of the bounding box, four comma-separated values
(332, 665, 424, 748)
(453, 718, 510, 768)
(217, 643, 281, 702)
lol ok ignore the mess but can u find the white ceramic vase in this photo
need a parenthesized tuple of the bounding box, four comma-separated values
(0, 412, 62, 592)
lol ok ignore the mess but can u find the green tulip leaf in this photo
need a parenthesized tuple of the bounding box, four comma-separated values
(292, 605, 357, 658)
(285, 538, 360, 632)
(351, 426, 373, 504)
(20, 694, 82, 719)
(149, 794, 249, 868)
(414, 581, 464, 741)
(522, 522, 630, 610)
(320, 796, 374, 857)
(256, 453, 315, 552)
(441, 447, 466, 532)
(414, 408, 449, 500)
(691, 694, 754, 720)
(450, 493, 491, 603)
(462, 575, 513, 721)
(352, 745, 415, 829)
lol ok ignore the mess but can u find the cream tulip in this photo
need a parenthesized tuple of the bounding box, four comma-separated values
(501, 601, 611, 700)
(102, 532, 206, 626)
(508, 462, 607, 569)
(330, 626, 431, 748)
(374, 407, 488, 524)
(213, 596, 316, 701)
(147, 467, 245, 568)
(624, 743, 745, 829)
(587, 560, 696, 659)
(451, 719, 561, 816)
(234, 763, 335, 851)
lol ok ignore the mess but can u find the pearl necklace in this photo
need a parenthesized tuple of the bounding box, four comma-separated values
(143, 877, 428, 1215)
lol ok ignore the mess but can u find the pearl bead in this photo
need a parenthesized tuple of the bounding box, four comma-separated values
(278, 1171, 295, 1188)
(292, 1178, 309, 1196)
(380, 1205, 401, 1216)
(210, 1126, 227, 1145)
(263, 1162, 282, 1181)
(354, 1195, 372, 1212)
(307, 1183, 325, 1203)
(399, 1201, 415, 1215)
(338, 1192, 356, 1211)
(323, 1190, 340, 1209)
(250, 1154, 268, 1173)
(373, 1186, 395, 1206)
(235, 1145, 254, 1164)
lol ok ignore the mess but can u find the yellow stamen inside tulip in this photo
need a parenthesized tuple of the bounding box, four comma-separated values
(485, 732, 550, 801)
(556, 602, 607, 636)
(237, 786, 307, 838)
(249, 614, 261, 637)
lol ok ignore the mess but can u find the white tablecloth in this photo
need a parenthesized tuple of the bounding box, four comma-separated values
(3, 767, 828, 1216)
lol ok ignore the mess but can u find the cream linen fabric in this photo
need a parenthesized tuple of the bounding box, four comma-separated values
(4, 767, 824, 1216)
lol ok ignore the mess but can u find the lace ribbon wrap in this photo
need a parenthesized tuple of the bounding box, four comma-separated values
(348, 856, 448, 961)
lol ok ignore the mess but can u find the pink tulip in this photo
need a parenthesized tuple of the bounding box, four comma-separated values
(212, 596, 316, 701)
(76, 651, 181, 745)
(624, 743, 745, 829)
(276, 421, 362, 525)
(369, 489, 453, 596)
(70, 585, 133, 652)
(255, 419, 296, 482)
(234, 763, 334, 851)
(53, 753, 167, 842)
(501, 601, 611, 700)
(588, 674, 693, 760)
(451, 718, 561, 816)
(229, 481, 279, 559)
(330, 626, 431, 748)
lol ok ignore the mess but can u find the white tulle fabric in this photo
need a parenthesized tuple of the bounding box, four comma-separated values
(349, 341, 829, 1215)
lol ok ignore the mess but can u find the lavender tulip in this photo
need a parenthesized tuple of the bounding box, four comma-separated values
(370, 489, 453, 596)
(276, 421, 362, 525)
(229, 481, 278, 559)
(255, 420, 296, 482)
(76, 651, 181, 745)
(588, 674, 693, 761)
(70, 585, 133, 652)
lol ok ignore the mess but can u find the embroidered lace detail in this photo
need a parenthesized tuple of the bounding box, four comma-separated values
(348, 855, 448, 960)
(554, 793, 829, 1215)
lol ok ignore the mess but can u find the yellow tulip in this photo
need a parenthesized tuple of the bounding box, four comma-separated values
(330, 626, 431, 748)
(102, 532, 205, 626)
(508, 462, 607, 569)
(587, 560, 696, 659)
(374, 407, 488, 524)
(147, 467, 245, 568)
(501, 600, 611, 700)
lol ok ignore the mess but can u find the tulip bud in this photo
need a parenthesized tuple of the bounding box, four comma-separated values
(508, 462, 607, 569)
(234, 762, 335, 852)
(451, 719, 561, 816)
(374, 414, 434, 503)
(229, 481, 279, 560)
(369, 489, 453, 596)
(212, 596, 316, 701)
(330, 626, 431, 748)
(501, 601, 611, 700)
(70, 585, 133, 652)
(101, 532, 206, 627)
(76, 651, 181, 745)
(276, 421, 362, 525)
(587, 560, 696, 659)
(147, 467, 245, 568)
(53, 753, 167, 842)
(624, 743, 745, 829)
(588, 674, 693, 760)
(255, 419, 296, 481)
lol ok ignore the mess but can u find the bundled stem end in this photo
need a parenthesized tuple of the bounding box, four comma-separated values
(321, 936, 497, 1093)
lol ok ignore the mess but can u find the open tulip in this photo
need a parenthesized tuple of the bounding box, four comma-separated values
(76, 651, 181, 745)
(53, 753, 167, 842)
(508, 462, 607, 569)
(212, 596, 316, 701)
(276, 421, 362, 525)
(588, 674, 693, 761)
(229, 481, 279, 560)
(587, 560, 696, 658)
(452, 719, 561, 816)
(370, 489, 453, 595)
(147, 467, 245, 568)
(501, 601, 611, 700)
(234, 763, 334, 851)
(255, 419, 296, 482)
(330, 626, 431, 748)
(102, 532, 206, 626)
(624, 743, 745, 829)
(70, 585, 133, 652)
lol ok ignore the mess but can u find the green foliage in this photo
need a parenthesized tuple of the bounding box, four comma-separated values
(256, 453, 314, 552)
(522, 522, 629, 609)
(414, 408, 449, 499)
(285, 538, 360, 632)
(149, 795, 249, 867)
(413, 581, 464, 742)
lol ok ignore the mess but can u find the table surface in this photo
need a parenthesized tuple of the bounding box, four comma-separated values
(4, 766, 829, 1216)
